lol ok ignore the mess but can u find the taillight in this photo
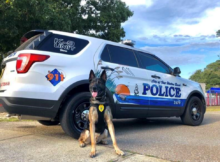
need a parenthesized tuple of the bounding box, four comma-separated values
(16, 54, 50, 73)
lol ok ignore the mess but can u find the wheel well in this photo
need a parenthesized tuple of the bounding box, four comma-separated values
(65, 84, 90, 97)
(55, 83, 115, 120)
(56, 83, 90, 120)
(183, 92, 206, 115)
(192, 93, 205, 103)
(193, 93, 206, 113)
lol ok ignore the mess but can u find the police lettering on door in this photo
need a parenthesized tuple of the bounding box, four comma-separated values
(142, 80, 181, 98)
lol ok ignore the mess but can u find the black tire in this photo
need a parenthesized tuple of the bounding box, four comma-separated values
(181, 96, 204, 126)
(38, 120, 60, 126)
(60, 92, 91, 139)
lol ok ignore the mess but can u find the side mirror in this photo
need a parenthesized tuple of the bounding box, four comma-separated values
(173, 67, 181, 76)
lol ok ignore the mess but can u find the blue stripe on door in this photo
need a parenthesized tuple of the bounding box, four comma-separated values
(115, 94, 185, 107)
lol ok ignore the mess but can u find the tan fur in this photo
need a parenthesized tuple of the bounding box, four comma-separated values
(104, 106, 124, 156)
(89, 106, 98, 157)
(78, 106, 124, 157)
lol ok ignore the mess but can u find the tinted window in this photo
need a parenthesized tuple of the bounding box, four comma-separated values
(107, 45, 138, 67)
(136, 51, 170, 74)
(39, 34, 89, 55)
(101, 46, 111, 62)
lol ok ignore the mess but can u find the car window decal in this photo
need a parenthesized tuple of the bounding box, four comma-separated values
(54, 38, 75, 52)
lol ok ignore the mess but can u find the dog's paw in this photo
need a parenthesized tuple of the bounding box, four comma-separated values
(100, 140, 108, 145)
(115, 149, 125, 156)
(79, 143, 86, 148)
(90, 150, 96, 158)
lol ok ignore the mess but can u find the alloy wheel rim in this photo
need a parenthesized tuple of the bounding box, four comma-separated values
(72, 102, 90, 131)
(191, 102, 201, 121)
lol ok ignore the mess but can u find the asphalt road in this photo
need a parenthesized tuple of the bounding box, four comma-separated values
(113, 112, 220, 162)
(0, 112, 220, 162)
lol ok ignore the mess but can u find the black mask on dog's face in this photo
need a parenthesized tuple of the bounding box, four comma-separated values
(89, 70, 107, 101)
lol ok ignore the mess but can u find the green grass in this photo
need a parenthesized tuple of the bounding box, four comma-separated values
(207, 106, 220, 111)
(0, 118, 20, 122)
(146, 154, 160, 159)
(0, 117, 33, 122)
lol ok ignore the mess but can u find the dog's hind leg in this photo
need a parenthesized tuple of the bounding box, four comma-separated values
(78, 130, 90, 147)
(96, 129, 108, 145)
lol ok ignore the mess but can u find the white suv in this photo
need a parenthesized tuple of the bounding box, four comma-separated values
(0, 30, 206, 139)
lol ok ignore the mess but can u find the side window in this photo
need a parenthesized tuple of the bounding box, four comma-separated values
(101, 46, 111, 62)
(38, 34, 89, 55)
(107, 45, 138, 67)
(136, 51, 170, 74)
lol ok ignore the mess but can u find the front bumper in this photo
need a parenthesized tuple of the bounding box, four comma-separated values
(0, 97, 60, 118)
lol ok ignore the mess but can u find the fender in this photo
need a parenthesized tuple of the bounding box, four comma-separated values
(58, 80, 89, 103)
(181, 90, 206, 115)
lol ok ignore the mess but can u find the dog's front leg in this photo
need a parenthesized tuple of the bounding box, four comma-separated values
(105, 107, 124, 156)
(90, 122, 96, 157)
(89, 106, 98, 158)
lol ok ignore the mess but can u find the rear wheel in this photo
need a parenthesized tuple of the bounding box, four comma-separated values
(181, 96, 204, 126)
(60, 92, 90, 139)
(38, 120, 59, 126)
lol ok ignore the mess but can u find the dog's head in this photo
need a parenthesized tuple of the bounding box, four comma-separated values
(89, 70, 107, 101)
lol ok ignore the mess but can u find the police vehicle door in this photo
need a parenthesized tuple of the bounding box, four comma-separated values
(94, 44, 149, 118)
(135, 51, 185, 116)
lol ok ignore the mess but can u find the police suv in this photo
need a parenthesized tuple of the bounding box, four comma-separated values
(0, 30, 206, 139)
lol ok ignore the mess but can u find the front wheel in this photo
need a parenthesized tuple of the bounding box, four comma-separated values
(181, 96, 205, 126)
(60, 92, 91, 139)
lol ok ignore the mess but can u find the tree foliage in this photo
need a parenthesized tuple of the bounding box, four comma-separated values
(217, 29, 220, 37)
(189, 60, 220, 90)
(0, 0, 133, 56)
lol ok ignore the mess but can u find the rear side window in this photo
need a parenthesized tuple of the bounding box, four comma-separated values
(38, 34, 89, 55)
(101, 46, 111, 62)
(106, 45, 138, 68)
(136, 51, 170, 74)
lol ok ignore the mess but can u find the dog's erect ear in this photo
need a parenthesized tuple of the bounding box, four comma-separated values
(100, 70, 107, 82)
(89, 70, 96, 82)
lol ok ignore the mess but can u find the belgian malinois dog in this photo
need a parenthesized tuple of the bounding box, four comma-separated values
(78, 70, 124, 158)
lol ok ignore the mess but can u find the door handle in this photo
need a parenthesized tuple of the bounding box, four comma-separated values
(183, 83, 187, 86)
(151, 75, 160, 79)
(101, 66, 114, 71)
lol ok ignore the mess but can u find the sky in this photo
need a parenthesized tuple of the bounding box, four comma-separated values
(121, 0, 220, 79)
